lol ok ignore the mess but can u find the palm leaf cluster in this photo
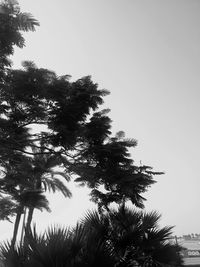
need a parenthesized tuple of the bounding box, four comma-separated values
(0, 207, 183, 267)
(0, 150, 72, 247)
(0, 151, 71, 218)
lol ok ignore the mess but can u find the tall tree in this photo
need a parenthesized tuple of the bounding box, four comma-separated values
(0, 60, 159, 212)
(0, 1, 159, 224)
(0, 1, 161, 249)
(25, 148, 72, 236)
(0, 2, 169, 262)
(0, 150, 72, 247)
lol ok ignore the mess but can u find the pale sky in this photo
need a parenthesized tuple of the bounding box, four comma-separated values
(1, 0, 200, 240)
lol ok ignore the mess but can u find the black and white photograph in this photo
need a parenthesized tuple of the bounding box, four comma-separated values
(0, 1, 200, 266)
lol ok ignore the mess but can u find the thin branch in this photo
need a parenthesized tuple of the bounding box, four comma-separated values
(13, 148, 53, 155)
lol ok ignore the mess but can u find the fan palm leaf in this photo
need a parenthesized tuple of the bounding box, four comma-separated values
(0, 207, 183, 267)
(0, 238, 28, 267)
(141, 210, 162, 232)
(26, 225, 72, 267)
(107, 206, 182, 266)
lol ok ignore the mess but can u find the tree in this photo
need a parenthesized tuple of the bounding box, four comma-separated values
(0, 2, 181, 266)
(0, 0, 161, 249)
(0, 61, 162, 248)
(0, 154, 49, 247)
(0, 5, 41, 242)
(105, 206, 183, 266)
(0, 150, 72, 247)
(14, 188, 50, 247)
(0, 1, 159, 229)
(69, 128, 163, 212)
(24, 148, 72, 236)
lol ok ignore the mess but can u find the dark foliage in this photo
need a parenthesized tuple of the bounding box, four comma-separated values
(0, 207, 183, 267)
(0, 0, 39, 81)
(0, 3, 182, 267)
(0, 1, 160, 222)
(0, 58, 160, 215)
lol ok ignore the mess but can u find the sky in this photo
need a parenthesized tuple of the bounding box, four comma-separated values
(1, 0, 200, 240)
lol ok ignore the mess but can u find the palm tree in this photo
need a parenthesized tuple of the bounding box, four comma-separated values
(0, 150, 72, 248)
(24, 149, 72, 236)
(79, 207, 183, 267)
(0, 155, 34, 248)
(0, 207, 183, 267)
(0, 222, 115, 267)
(106, 206, 183, 266)
(10, 187, 51, 249)
(16, 189, 51, 245)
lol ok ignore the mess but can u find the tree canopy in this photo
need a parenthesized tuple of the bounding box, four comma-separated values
(0, 0, 162, 236)
(0, 15, 161, 214)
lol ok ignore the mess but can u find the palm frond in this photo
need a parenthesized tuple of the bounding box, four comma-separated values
(148, 225, 174, 243)
(25, 225, 73, 267)
(151, 243, 183, 266)
(42, 177, 72, 198)
(0, 240, 26, 267)
(69, 223, 85, 257)
(82, 210, 109, 237)
(17, 190, 51, 212)
(82, 209, 102, 226)
(141, 210, 161, 231)
(45, 225, 71, 241)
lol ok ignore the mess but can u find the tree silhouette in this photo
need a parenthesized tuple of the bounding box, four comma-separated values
(24, 148, 72, 237)
(0, 1, 183, 266)
(0, 20, 160, 246)
(0, 149, 72, 247)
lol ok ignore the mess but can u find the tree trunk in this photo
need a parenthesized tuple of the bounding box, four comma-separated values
(11, 206, 23, 248)
(20, 207, 27, 244)
(22, 207, 34, 253)
(26, 206, 34, 234)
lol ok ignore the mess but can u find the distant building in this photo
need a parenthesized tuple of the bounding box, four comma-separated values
(175, 235, 200, 266)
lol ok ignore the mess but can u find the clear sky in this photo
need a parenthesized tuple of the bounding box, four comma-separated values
(1, 0, 200, 240)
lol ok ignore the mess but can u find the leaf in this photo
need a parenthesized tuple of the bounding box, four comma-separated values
(42, 177, 72, 198)
(15, 12, 40, 32)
